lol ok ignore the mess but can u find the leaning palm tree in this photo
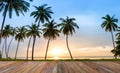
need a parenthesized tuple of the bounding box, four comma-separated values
(101, 14, 118, 59)
(7, 28, 16, 57)
(0, 0, 30, 43)
(30, 4, 53, 26)
(15, 26, 26, 60)
(59, 16, 79, 60)
(111, 31, 120, 58)
(111, 27, 120, 59)
(43, 20, 60, 60)
(2, 25, 12, 58)
(26, 24, 41, 60)
(0, 50, 2, 59)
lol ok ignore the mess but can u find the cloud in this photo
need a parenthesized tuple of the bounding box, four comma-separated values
(71, 46, 113, 56)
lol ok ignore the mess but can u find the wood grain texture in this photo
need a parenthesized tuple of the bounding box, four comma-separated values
(0, 61, 120, 73)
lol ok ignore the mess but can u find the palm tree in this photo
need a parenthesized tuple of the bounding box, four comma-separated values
(30, 4, 53, 26)
(15, 26, 26, 60)
(101, 14, 118, 59)
(59, 16, 79, 60)
(26, 24, 41, 60)
(0, 50, 2, 59)
(43, 20, 60, 60)
(2, 25, 12, 58)
(111, 27, 120, 59)
(7, 28, 16, 57)
(0, 0, 30, 43)
(111, 31, 120, 58)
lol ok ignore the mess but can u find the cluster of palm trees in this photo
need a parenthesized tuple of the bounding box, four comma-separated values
(0, 0, 79, 60)
(101, 14, 120, 59)
(1, 0, 119, 60)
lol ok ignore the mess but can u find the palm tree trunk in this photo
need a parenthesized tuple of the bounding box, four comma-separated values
(111, 30, 117, 59)
(1, 40, 5, 58)
(7, 37, 14, 58)
(45, 37, 50, 60)
(5, 37, 8, 58)
(0, 6, 8, 43)
(15, 41, 20, 60)
(32, 35, 36, 61)
(66, 35, 73, 60)
(26, 36, 32, 60)
(38, 19, 41, 27)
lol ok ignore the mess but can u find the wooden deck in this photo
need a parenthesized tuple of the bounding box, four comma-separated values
(0, 61, 120, 73)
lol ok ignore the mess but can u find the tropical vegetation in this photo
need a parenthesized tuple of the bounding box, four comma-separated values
(30, 4, 53, 26)
(0, 0, 119, 61)
(15, 26, 26, 59)
(101, 14, 118, 59)
(43, 20, 60, 60)
(26, 24, 41, 60)
(59, 16, 79, 59)
(0, 0, 30, 43)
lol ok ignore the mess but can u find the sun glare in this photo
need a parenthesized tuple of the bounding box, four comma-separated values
(51, 48, 62, 56)
(54, 56, 60, 60)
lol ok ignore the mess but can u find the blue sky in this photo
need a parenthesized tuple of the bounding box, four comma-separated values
(0, 0, 120, 58)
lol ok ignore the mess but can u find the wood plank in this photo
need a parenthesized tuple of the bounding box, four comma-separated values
(0, 61, 120, 73)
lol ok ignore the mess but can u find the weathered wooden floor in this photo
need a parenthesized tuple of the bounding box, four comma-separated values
(0, 61, 120, 73)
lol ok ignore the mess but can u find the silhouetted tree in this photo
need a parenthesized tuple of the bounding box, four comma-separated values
(59, 16, 79, 60)
(30, 4, 53, 26)
(0, 0, 30, 43)
(15, 26, 26, 60)
(27, 24, 41, 60)
(43, 20, 60, 60)
(101, 14, 118, 59)
(2, 25, 12, 58)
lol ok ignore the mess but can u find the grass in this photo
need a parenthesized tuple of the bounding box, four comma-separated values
(0, 58, 120, 61)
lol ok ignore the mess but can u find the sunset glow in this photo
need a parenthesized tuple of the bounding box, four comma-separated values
(54, 56, 60, 60)
(0, 0, 120, 59)
(50, 48, 63, 57)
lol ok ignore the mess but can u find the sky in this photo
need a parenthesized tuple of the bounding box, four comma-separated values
(0, 0, 120, 59)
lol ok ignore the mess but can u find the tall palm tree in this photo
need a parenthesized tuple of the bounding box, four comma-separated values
(111, 27, 120, 59)
(30, 4, 53, 26)
(15, 26, 26, 60)
(7, 28, 16, 57)
(111, 31, 120, 58)
(0, 0, 30, 43)
(43, 20, 60, 60)
(1, 40, 5, 58)
(0, 50, 2, 59)
(27, 24, 41, 60)
(2, 25, 12, 58)
(101, 14, 118, 59)
(59, 16, 79, 60)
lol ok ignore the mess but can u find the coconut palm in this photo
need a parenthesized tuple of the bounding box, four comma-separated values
(1, 38, 5, 58)
(0, 0, 30, 43)
(43, 20, 60, 60)
(30, 4, 53, 26)
(2, 25, 12, 58)
(26, 24, 41, 60)
(111, 27, 120, 59)
(0, 50, 2, 59)
(59, 16, 79, 59)
(101, 14, 118, 58)
(111, 32, 120, 58)
(7, 28, 16, 57)
(15, 26, 26, 60)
